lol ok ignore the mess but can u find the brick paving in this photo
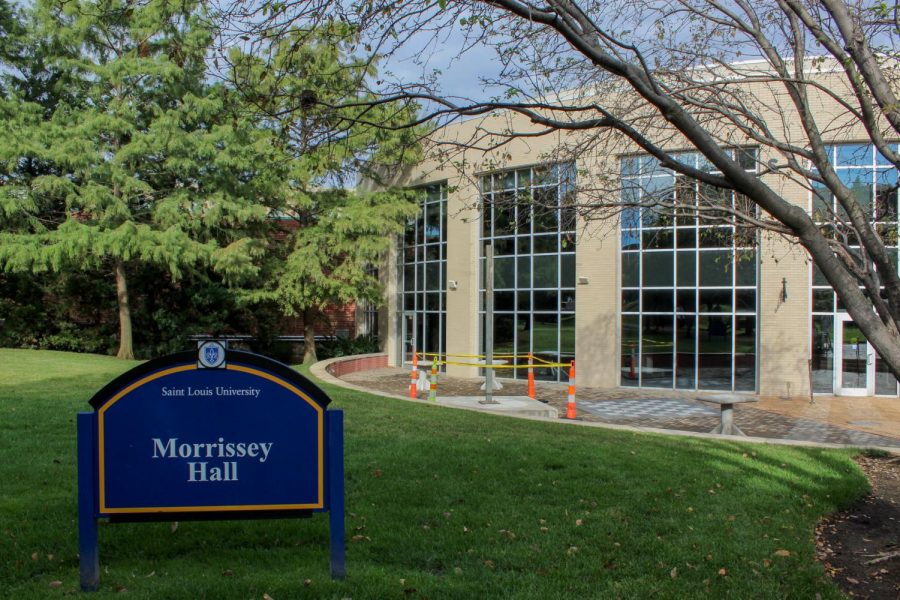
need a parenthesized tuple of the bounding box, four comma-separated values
(340, 367, 900, 448)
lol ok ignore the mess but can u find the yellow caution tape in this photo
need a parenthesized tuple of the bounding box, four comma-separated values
(440, 360, 571, 369)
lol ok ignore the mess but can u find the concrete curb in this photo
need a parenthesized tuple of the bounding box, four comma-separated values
(310, 356, 899, 455)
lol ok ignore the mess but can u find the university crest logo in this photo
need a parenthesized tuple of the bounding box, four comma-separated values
(198, 340, 227, 369)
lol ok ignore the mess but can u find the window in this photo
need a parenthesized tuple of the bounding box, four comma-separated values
(399, 183, 447, 363)
(620, 151, 758, 391)
(810, 143, 899, 395)
(480, 164, 576, 382)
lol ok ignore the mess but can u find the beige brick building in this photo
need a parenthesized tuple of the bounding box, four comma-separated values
(380, 62, 899, 399)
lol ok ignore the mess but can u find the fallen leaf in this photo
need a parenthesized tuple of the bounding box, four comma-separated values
(263, 594, 275, 600)
(670, 567, 678, 578)
(49, 581, 62, 588)
(575, 519, 584, 526)
(47, 554, 54, 561)
(31, 552, 38, 561)
(567, 546, 579, 556)
(762, 559, 772, 567)
(774, 549, 790, 557)
(846, 577, 859, 585)
(718, 568, 727, 576)
(303, 579, 312, 586)
(373, 469, 382, 477)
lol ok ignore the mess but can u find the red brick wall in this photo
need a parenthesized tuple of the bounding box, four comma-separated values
(279, 304, 358, 337)
(271, 219, 358, 337)
(325, 354, 388, 377)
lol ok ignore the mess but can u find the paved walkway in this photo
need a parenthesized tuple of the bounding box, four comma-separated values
(340, 367, 900, 448)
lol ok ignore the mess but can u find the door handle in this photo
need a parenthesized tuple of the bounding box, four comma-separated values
(868, 354, 874, 366)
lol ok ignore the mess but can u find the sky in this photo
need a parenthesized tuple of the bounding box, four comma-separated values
(372, 18, 505, 104)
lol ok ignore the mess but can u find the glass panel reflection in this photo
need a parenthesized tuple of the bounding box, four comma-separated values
(841, 320, 868, 389)
(641, 315, 673, 387)
(811, 316, 834, 393)
(620, 152, 757, 391)
(400, 183, 447, 367)
(698, 315, 732, 390)
(734, 316, 756, 391)
(875, 354, 896, 395)
(621, 315, 639, 387)
(480, 164, 577, 381)
(675, 314, 696, 389)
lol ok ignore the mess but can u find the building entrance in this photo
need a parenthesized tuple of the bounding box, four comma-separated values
(835, 314, 873, 396)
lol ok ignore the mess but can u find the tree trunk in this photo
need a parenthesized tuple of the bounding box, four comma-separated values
(302, 307, 317, 365)
(115, 260, 134, 360)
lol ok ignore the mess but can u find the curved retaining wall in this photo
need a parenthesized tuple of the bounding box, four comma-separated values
(321, 352, 388, 378)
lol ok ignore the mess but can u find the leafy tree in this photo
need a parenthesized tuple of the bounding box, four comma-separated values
(229, 0, 900, 379)
(227, 27, 422, 363)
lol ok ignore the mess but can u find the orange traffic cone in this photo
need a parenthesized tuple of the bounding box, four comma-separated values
(566, 360, 577, 420)
(527, 352, 536, 399)
(409, 351, 418, 399)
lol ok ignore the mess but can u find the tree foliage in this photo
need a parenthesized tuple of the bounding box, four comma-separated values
(224, 26, 422, 362)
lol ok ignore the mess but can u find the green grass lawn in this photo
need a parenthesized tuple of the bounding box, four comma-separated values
(0, 349, 868, 599)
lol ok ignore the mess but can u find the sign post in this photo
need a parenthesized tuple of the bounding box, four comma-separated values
(77, 343, 345, 591)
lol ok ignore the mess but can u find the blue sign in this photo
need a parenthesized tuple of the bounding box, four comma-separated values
(77, 345, 345, 591)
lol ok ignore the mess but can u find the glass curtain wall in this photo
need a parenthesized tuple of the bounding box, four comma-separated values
(479, 164, 577, 382)
(399, 183, 447, 363)
(810, 143, 899, 395)
(620, 151, 758, 391)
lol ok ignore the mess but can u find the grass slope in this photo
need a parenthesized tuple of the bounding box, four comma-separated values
(0, 349, 867, 599)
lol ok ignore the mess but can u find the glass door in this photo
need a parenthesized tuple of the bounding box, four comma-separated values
(835, 314, 874, 396)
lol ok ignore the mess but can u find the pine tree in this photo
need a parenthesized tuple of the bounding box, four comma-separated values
(0, 1, 288, 358)
(0, 6, 421, 361)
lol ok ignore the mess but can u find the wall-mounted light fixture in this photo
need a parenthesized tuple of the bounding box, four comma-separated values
(448, 280, 458, 291)
(577, 276, 589, 285)
(781, 277, 788, 302)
